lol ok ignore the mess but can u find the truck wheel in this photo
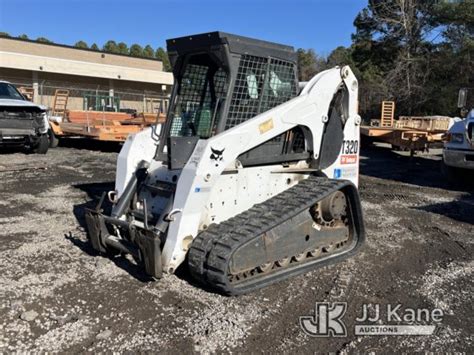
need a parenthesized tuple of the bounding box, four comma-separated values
(31, 134, 49, 154)
(48, 129, 59, 148)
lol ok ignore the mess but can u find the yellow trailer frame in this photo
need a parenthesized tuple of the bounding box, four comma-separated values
(361, 101, 449, 155)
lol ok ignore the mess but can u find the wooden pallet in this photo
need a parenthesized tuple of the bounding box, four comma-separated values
(396, 116, 452, 131)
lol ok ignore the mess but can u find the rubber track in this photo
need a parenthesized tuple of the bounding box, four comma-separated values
(188, 176, 365, 295)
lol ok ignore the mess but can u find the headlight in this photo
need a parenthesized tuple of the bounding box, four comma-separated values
(37, 112, 49, 134)
(450, 133, 464, 144)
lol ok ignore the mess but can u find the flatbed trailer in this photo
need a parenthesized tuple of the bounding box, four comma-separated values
(54, 121, 145, 142)
(50, 111, 165, 142)
(48, 90, 165, 144)
(361, 101, 452, 155)
(360, 125, 445, 153)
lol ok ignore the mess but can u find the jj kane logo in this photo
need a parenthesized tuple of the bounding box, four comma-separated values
(300, 302, 444, 337)
(299, 302, 347, 337)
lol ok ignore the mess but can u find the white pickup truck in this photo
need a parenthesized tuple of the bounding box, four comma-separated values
(442, 88, 473, 182)
(0, 81, 49, 154)
(443, 109, 474, 167)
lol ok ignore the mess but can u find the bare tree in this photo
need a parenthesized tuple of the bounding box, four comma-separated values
(370, 0, 434, 113)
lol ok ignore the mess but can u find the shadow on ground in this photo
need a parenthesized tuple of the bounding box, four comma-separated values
(58, 137, 122, 153)
(360, 143, 474, 192)
(0, 146, 30, 155)
(72, 181, 115, 229)
(65, 231, 155, 283)
(0, 137, 121, 154)
(361, 143, 474, 225)
(415, 192, 474, 225)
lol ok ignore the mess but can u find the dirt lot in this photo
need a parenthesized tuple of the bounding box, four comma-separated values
(0, 139, 472, 353)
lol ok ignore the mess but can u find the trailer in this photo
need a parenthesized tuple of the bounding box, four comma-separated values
(361, 101, 454, 155)
(48, 89, 165, 145)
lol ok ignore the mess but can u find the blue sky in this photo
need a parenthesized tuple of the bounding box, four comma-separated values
(0, 0, 367, 55)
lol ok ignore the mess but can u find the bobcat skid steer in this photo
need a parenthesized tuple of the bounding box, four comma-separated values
(85, 32, 365, 295)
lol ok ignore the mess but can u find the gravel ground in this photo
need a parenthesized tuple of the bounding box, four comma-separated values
(0, 139, 473, 353)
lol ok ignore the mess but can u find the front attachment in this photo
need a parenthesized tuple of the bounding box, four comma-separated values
(84, 208, 108, 254)
(135, 228, 162, 278)
(85, 209, 163, 279)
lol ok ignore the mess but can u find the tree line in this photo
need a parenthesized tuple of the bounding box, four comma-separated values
(297, 0, 473, 118)
(0, 32, 171, 71)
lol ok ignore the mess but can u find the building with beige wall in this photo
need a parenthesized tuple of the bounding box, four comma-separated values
(0, 36, 174, 113)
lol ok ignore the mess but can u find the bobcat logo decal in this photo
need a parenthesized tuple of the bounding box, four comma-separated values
(210, 147, 225, 161)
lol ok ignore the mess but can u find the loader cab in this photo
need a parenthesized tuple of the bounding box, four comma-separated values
(157, 32, 299, 169)
(167, 52, 228, 139)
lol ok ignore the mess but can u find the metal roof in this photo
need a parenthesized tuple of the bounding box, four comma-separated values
(167, 31, 297, 63)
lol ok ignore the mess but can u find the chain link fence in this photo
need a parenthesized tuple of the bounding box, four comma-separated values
(3, 74, 170, 114)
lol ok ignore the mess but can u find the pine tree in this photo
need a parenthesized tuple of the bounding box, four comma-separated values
(296, 49, 326, 81)
(102, 40, 119, 53)
(143, 45, 154, 58)
(129, 44, 144, 57)
(74, 40, 88, 49)
(155, 47, 171, 71)
(117, 42, 129, 55)
(36, 37, 52, 43)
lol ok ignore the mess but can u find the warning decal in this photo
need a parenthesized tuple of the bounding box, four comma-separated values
(341, 155, 358, 164)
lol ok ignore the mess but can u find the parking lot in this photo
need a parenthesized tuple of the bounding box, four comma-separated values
(0, 141, 472, 353)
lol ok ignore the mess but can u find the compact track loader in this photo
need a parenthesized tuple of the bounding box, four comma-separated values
(86, 32, 365, 295)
